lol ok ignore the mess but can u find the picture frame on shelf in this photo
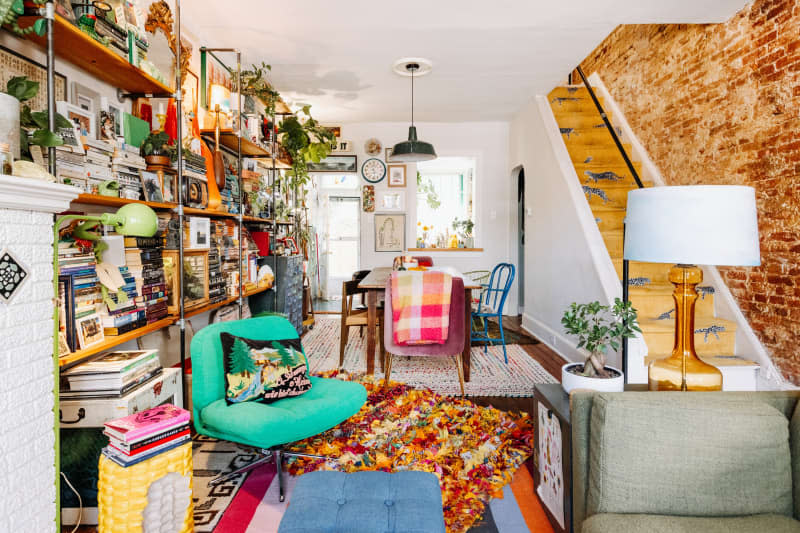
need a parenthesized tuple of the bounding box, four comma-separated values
(71, 82, 100, 115)
(0, 45, 67, 112)
(163, 249, 209, 314)
(387, 164, 406, 187)
(76, 313, 104, 349)
(378, 190, 404, 211)
(161, 171, 177, 203)
(57, 101, 96, 139)
(374, 213, 405, 252)
(188, 216, 211, 249)
(98, 110, 117, 142)
(141, 171, 164, 202)
(307, 154, 357, 173)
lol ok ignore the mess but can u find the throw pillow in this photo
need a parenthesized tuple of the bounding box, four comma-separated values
(220, 332, 312, 404)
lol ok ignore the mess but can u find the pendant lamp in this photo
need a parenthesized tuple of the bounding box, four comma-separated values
(392, 62, 437, 162)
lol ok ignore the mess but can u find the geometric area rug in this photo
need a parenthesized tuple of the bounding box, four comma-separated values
(302, 317, 557, 397)
(192, 373, 549, 533)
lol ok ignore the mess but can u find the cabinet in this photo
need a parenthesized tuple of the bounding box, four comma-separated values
(534, 384, 573, 533)
(253, 255, 303, 334)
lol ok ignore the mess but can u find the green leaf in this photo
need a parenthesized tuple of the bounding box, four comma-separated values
(11, 0, 24, 15)
(55, 112, 72, 129)
(33, 18, 47, 37)
(31, 128, 63, 147)
(19, 105, 35, 128)
(7, 77, 39, 102)
(30, 111, 49, 129)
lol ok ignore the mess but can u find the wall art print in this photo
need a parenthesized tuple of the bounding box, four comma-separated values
(537, 402, 565, 528)
(0, 45, 66, 112)
(362, 185, 375, 212)
(374, 213, 405, 253)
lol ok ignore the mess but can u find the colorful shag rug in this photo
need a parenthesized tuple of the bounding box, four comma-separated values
(302, 317, 557, 397)
(283, 371, 535, 533)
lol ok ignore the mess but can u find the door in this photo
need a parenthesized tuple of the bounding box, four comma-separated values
(324, 196, 360, 299)
(517, 168, 525, 313)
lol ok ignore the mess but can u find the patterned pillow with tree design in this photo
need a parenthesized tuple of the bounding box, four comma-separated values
(220, 332, 312, 404)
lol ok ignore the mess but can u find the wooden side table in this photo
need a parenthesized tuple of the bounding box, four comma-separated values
(534, 384, 572, 533)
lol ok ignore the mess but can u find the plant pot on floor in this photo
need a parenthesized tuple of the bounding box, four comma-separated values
(561, 362, 624, 393)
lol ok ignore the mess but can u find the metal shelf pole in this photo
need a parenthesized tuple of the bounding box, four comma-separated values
(174, 0, 186, 410)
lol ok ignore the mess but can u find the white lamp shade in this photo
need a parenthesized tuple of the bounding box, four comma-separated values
(624, 185, 760, 266)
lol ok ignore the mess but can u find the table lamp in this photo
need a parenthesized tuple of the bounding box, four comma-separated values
(624, 185, 760, 391)
(209, 84, 231, 190)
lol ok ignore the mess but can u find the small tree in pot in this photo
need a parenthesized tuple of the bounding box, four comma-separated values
(561, 298, 640, 390)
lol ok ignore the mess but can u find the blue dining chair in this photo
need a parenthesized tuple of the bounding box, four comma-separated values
(470, 263, 515, 363)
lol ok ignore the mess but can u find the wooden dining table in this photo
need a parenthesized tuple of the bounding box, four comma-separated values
(358, 266, 481, 381)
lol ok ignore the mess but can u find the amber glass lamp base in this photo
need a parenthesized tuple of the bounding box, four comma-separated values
(648, 264, 723, 391)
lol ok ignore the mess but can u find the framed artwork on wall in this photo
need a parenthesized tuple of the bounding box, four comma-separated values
(362, 185, 375, 212)
(388, 164, 406, 187)
(378, 190, 404, 211)
(0, 45, 67, 112)
(375, 213, 405, 252)
(385, 147, 400, 163)
(307, 154, 357, 173)
(200, 48, 233, 110)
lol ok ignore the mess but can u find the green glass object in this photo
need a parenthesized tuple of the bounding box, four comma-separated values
(391, 126, 437, 162)
(102, 203, 159, 237)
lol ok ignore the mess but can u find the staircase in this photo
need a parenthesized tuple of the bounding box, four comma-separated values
(548, 85, 749, 381)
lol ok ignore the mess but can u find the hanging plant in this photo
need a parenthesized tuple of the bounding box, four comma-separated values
(279, 105, 336, 192)
(1, 0, 48, 36)
(239, 62, 281, 117)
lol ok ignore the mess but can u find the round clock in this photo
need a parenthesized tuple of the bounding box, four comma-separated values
(364, 138, 382, 155)
(361, 158, 386, 183)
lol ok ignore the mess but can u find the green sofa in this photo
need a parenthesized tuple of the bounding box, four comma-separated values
(571, 391, 800, 533)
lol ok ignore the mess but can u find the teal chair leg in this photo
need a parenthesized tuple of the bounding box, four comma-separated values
(482, 316, 490, 353)
(498, 316, 508, 364)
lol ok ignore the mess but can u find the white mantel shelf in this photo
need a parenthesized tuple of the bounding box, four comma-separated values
(0, 174, 81, 213)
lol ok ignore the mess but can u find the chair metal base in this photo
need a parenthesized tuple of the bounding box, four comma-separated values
(209, 446, 327, 502)
(384, 352, 465, 397)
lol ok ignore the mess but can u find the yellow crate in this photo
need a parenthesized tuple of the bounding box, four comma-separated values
(98, 442, 193, 533)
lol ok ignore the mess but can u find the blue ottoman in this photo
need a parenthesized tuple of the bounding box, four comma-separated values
(278, 471, 446, 533)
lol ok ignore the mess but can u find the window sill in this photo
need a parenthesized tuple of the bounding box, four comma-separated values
(408, 247, 483, 252)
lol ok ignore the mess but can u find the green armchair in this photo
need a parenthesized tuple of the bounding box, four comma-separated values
(191, 315, 367, 501)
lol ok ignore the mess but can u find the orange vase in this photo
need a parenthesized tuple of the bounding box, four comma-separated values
(201, 138, 222, 211)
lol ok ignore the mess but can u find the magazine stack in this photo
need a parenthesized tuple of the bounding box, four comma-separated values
(101, 404, 191, 467)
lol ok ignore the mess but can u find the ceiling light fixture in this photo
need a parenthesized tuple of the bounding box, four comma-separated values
(391, 60, 436, 162)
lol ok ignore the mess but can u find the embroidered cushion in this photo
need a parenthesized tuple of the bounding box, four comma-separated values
(221, 332, 311, 404)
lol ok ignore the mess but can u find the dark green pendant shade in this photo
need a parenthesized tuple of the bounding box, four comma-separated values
(391, 126, 437, 162)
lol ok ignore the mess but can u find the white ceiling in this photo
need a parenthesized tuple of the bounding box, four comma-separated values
(183, 1, 749, 122)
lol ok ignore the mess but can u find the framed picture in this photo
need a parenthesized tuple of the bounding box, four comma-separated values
(71, 82, 100, 115)
(161, 171, 177, 203)
(375, 213, 405, 252)
(200, 48, 233, 110)
(98, 110, 117, 141)
(378, 190, 404, 211)
(163, 249, 209, 314)
(181, 68, 199, 141)
(323, 125, 341, 138)
(385, 147, 400, 163)
(362, 185, 375, 212)
(0, 45, 66, 112)
(388, 164, 406, 187)
(57, 101, 95, 139)
(54, 0, 76, 20)
(307, 154, 357, 173)
(141, 171, 164, 202)
(188, 216, 211, 249)
(331, 139, 352, 153)
(76, 313, 104, 349)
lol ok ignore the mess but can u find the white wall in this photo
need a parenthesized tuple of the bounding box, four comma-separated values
(509, 96, 622, 364)
(330, 121, 518, 313)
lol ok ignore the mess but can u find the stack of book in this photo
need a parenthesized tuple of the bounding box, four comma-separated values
(101, 266, 147, 336)
(112, 146, 146, 200)
(220, 173, 241, 214)
(101, 403, 190, 467)
(58, 243, 102, 351)
(172, 152, 207, 179)
(217, 220, 240, 297)
(49, 144, 87, 190)
(124, 236, 169, 324)
(207, 224, 226, 303)
(61, 349, 162, 399)
(85, 139, 115, 193)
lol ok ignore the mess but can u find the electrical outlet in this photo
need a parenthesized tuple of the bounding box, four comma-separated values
(550, 334, 557, 347)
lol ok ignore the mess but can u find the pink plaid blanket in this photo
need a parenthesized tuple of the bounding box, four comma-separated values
(391, 271, 452, 345)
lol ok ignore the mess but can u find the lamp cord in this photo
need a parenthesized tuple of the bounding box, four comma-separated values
(60, 471, 82, 533)
(410, 67, 415, 127)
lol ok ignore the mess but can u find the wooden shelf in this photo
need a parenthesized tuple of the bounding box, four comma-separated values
(73, 193, 177, 211)
(407, 248, 484, 252)
(200, 129, 292, 168)
(182, 206, 236, 219)
(58, 317, 175, 370)
(18, 14, 173, 96)
(182, 285, 271, 319)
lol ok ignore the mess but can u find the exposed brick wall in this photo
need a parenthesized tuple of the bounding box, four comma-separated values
(0, 209, 57, 531)
(578, 0, 800, 383)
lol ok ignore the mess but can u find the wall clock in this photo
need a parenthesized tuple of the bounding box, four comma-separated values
(361, 158, 386, 183)
(364, 138, 382, 155)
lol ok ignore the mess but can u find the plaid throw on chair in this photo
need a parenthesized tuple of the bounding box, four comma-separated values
(390, 271, 452, 345)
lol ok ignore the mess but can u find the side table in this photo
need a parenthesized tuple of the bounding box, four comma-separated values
(533, 384, 572, 533)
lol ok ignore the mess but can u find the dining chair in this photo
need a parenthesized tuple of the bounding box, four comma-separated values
(340, 279, 384, 368)
(470, 263, 515, 363)
(382, 276, 466, 396)
(351, 269, 371, 310)
(412, 256, 434, 267)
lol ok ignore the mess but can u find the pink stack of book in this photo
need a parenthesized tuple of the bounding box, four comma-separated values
(101, 404, 191, 467)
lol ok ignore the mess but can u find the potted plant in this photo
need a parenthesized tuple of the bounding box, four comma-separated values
(452, 217, 475, 248)
(239, 62, 281, 117)
(560, 298, 640, 393)
(139, 130, 176, 166)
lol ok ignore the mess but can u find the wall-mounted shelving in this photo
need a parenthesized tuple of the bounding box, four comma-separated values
(200, 129, 291, 168)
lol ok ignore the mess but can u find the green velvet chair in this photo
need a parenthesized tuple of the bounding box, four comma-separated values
(191, 315, 367, 501)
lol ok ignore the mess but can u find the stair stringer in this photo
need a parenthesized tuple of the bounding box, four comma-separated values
(523, 94, 648, 372)
(588, 72, 791, 391)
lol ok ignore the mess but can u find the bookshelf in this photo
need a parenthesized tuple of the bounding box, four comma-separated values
(200, 129, 292, 168)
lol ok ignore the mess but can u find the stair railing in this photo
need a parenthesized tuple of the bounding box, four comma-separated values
(575, 66, 645, 381)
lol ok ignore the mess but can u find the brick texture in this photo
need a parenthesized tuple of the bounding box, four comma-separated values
(0, 209, 56, 532)
(579, 0, 800, 383)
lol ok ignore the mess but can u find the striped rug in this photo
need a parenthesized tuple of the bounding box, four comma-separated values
(302, 317, 557, 397)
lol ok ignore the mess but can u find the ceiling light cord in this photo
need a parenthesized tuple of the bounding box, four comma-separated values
(410, 66, 415, 127)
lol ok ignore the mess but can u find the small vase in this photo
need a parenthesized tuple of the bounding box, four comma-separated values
(0, 93, 20, 161)
(464, 236, 474, 248)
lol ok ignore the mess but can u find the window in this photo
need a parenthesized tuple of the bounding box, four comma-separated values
(416, 157, 475, 248)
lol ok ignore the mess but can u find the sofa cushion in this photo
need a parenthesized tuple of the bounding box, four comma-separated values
(582, 513, 800, 533)
(587, 394, 792, 518)
(791, 401, 800, 520)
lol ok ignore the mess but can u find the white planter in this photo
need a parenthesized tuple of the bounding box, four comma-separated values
(561, 362, 625, 393)
(0, 93, 20, 160)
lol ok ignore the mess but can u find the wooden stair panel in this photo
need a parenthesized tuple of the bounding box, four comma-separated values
(568, 144, 634, 165)
(590, 206, 626, 231)
(574, 163, 644, 188)
(549, 86, 592, 98)
(560, 128, 625, 147)
(628, 283, 715, 321)
(640, 317, 737, 358)
(613, 259, 672, 283)
(549, 96, 604, 113)
(601, 230, 624, 257)
(553, 113, 615, 129)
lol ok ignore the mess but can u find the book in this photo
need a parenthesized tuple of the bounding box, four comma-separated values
(66, 358, 161, 391)
(59, 368, 163, 399)
(101, 435, 190, 467)
(104, 317, 148, 336)
(106, 424, 190, 455)
(62, 349, 158, 377)
(104, 403, 190, 443)
(124, 236, 163, 248)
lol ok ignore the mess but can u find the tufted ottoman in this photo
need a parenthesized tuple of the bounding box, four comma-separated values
(278, 470, 446, 533)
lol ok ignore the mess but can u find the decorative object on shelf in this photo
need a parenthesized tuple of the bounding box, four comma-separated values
(98, 109, 116, 141)
(452, 217, 474, 247)
(362, 185, 375, 212)
(361, 157, 386, 183)
(0, 92, 19, 160)
(54, 0, 77, 21)
(98, 180, 119, 197)
(184, 175, 208, 208)
(378, 190, 403, 211)
(624, 185, 761, 391)
(0, 248, 28, 303)
(139, 130, 176, 165)
(188, 216, 211, 250)
(387, 164, 406, 187)
(57, 100, 95, 139)
(364, 137, 382, 155)
(0, 45, 67, 113)
(4, 77, 71, 161)
(374, 213, 405, 252)
(71, 81, 100, 117)
(77, 12, 111, 47)
(140, 170, 163, 202)
(391, 60, 436, 162)
(239, 62, 280, 116)
(144, 0, 191, 88)
(208, 83, 229, 190)
(75, 312, 105, 349)
(560, 299, 640, 393)
(163, 249, 209, 314)
(305, 153, 357, 173)
(180, 68, 199, 145)
(160, 168, 177, 202)
(1, 0, 49, 36)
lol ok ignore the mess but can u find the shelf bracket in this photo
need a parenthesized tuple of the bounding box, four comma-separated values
(116, 88, 176, 102)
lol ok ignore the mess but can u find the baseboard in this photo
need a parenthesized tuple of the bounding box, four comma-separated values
(520, 312, 581, 364)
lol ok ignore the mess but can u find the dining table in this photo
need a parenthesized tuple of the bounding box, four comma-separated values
(357, 266, 481, 381)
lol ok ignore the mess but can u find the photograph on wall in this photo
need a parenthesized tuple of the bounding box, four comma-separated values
(362, 185, 375, 212)
(375, 213, 405, 252)
(388, 164, 406, 187)
(307, 154, 357, 173)
(76, 313, 105, 349)
(141, 171, 164, 202)
(57, 101, 96, 139)
(0, 45, 67, 112)
(385, 147, 400, 163)
(378, 190, 403, 211)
